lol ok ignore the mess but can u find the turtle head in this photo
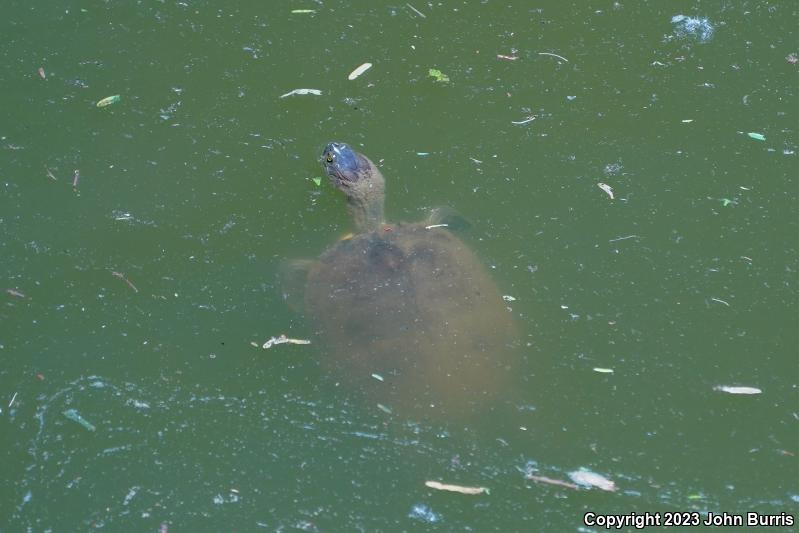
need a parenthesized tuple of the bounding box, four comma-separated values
(321, 142, 385, 231)
(322, 142, 371, 187)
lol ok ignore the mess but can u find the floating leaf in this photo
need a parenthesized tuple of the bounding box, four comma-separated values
(597, 182, 614, 199)
(428, 68, 450, 83)
(96, 95, 121, 108)
(747, 132, 766, 142)
(63, 409, 96, 432)
(568, 470, 617, 492)
(348, 62, 373, 80)
(425, 481, 488, 495)
(312, 176, 322, 187)
(280, 88, 322, 98)
(714, 385, 761, 395)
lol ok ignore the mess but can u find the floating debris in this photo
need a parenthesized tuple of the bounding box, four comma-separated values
(527, 474, 579, 490)
(714, 385, 762, 395)
(408, 504, 439, 523)
(38, 67, 46, 79)
(597, 182, 614, 199)
(96, 95, 121, 108)
(348, 62, 373, 80)
(428, 68, 450, 83)
(72, 169, 80, 189)
(111, 271, 139, 293)
(593, 367, 614, 374)
(787, 53, 798, 65)
(262, 334, 311, 349)
(371, 373, 384, 382)
(497, 54, 518, 61)
(502, 295, 516, 302)
(710, 297, 730, 307)
(511, 116, 536, 125)
(671, 15, 715, 42)
(425, 223, 448, 229)
(6, 288, 26, 299)
(425, 481, 488, 495)
(406, 3, 426, 18)
(291, 9, 315, 14)
(63, 408, 97, 432)
(311, 176, 322, 187)
(747, 132, 766, 142)
(608, 235, 639, 242)
(568, 469, 617, 492)
(8, 392, 18, 408)
(45, 166, 57, 180)
(279, 88, 322, 98)
(376, 403, 392, 414)
(538, 51, 569, 62)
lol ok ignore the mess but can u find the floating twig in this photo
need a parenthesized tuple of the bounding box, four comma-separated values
(112, 271, 139, 293)
(406, 3, 426, 18)
(45, 166, 57, 181)
(9, 392, 18, 408)
(497, 54, 518, 61)
(425, 223, 449, 229)
(262, 334, 311, 349)
(6, 288, 26, 299)
(609, 235, 639, 242)
(72, 169, 80, 189)
(425, 481, 488, 495)
(710, 297, 730, 307)
(538, 51, 569, 62)
(526, 474, 579, 490)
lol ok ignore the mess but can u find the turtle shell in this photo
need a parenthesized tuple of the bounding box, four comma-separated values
(304, 222, 517, 418)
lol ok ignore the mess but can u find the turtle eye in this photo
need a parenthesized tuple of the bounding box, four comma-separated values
(326, 153, 334, 163)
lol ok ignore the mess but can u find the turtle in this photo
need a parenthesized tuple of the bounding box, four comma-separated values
(283, 142, 518, 418)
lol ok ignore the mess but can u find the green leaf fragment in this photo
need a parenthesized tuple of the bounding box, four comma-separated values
(63, 408, 96, 431)
(687, 494, 704, 500)
(721, 198, 734, 206)
(747, 132, 766, 141)
(428, 68, 450, 83)
(312, 176, 322, 187)
(96, 95, 121, 108)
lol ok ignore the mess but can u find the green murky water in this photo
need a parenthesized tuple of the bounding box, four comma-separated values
(2, 1, 797, 531)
